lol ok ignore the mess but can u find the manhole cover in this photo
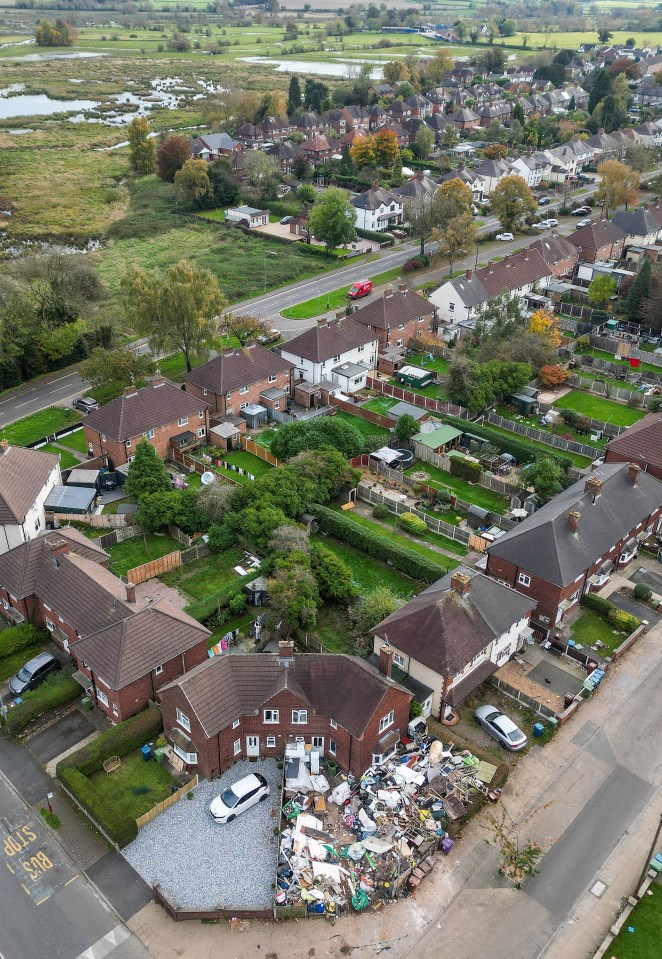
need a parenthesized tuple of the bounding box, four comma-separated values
(591, 880, 607, 898)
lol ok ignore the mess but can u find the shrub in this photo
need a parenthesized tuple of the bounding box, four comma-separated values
(441, 414, 571, 470)
(449, 456, 481, 483)
(372, 503, 391, 520)
(633, 582, 653, 602)
(559, 409, 578, 427)
(207, 522, 237, 552)
(184, 573, 256, 625)
(403, 255, 430, 273)
(5, 671, 80, 733)
(607, 608, 640, 634)
(0, 624, 44, 658)
(309, 505, 447, 582)
(356, 227, 395, 245)
(575, 335, 591, 354)
(582, 593, 614, 615)
(59, 767, 137, 847)
(57, 705, 163, 776)
(398, 512, 427, 536)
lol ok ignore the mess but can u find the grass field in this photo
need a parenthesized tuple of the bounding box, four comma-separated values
(160, 548, 245, 600)
(514, 29, 662, 49)
(106, 533, 180, 577)
(554, 391, 646, 427)
(332, 411, 391, 447)
(89, 750, 175, 821)
(39, 445, 80, 471)
(1, 407, 81, 446)
(606, 882, 662, 959)
(405, 462, 508, 513)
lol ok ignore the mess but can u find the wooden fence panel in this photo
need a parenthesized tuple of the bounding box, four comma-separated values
(330, 395, 394, 429)
(240, 437, 280, 466)
(366, 376, 468, 418)
(126, 550, 181, 585)
(136, 775, 198, 828)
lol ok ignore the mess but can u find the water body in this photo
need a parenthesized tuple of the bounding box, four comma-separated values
(238, 56, 384, 79)
(3, 51, 108, 62)
(0, 94, 100, 119)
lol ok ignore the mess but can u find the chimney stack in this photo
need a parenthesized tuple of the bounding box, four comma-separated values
(384, 285, 394, 299)
(279, 639, 295, 660)
(399, 282, 408, 294)
(451, 571, 472, 595)
(124, 384, 138, 398)
(628, 463, 641, 486)
(568, 510, 581, 533)
(47, 537, 69, 558)
(0, 440, 9, 455)
(126, 582, 136, 604)
(465, 268, 472, 280)
(379, 643, 394, 678)
(584, 475, 603, 501)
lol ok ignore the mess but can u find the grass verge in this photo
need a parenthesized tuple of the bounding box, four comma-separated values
(280, 265, 406, 320)
(1, 407, 81, 447)
(606, 883, 662, 959)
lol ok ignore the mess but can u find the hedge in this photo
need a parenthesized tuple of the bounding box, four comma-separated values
(59, 767, 137, 848)
(4, 671, 81, 734)
(57, 705, 163, 776)
(310, 505, 447, 582)
(184, 572, 256, 625)
(449, 456, 481, 483)
(0, 624, 44, 658)
(356, 227, 395, 246)
(582, 593, 614, 615)
(607, 608, 640, 634)
(441, 414, 572, 471)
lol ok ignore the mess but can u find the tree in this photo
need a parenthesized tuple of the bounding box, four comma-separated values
(511, 102, 525, 126)
(288, 75, 302, 117)
(127, 117, 155, 175)
(624, 143, 650, 174)
(588, 274, 617, 308)
(292, 154, 312, 180)
(438, 212, 476, 275)
(394, 413, 419, 442)
(484, 143, 508, 160)
(442, 124, 459, 148)
(243, 151, 280, 203)
(474, 291, 527, 344)
(597, 26, 613, 44)
(268, 525, 310, 559)
(413, 125, 434, 160)
(173, 159, 213, 209)
(596, 159, 639, 216)
(124, 440, 172, 499)
(491, 176, 536, 232)
(600, 94, 627, 134)
(528, 308, 562, 348)
(351, 586, 404, 636)
(350, 136, 376, 168)
(643, 267, 662, 329)
(207, 157, 240, 207)
(424, 49, 454, 87)
(383, 61, 405, 84)
(122, 259, 227, 373)
(35, 19, 77, 46)
(267, 554, 319, 635)
(218, 312, 272, 346)
(80, 347, 155, 398)
(297, 183, 317, 203)
(310, 542, 357, 606)
(197, 482, 233, 525)
(308, 187, 356, 252)
(533, 62, 566, 88)
(136, 490, 181, 533)
(304, 78, 329, 112)
(270, 417, 365, 460)
(588, 68, 611, 115)
(522, 457, 564, 504)
(538, 364, 570, 389)
(372, 129, 399, 168)
(500, 19, 516, 37)
(624, 260, 652, 322)
(156, 135, 191, 183)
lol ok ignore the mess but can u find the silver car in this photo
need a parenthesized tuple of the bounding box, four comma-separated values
(474, 705, 528, 751)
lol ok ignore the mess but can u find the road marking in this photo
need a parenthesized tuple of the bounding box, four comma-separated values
(5, 862, 13, 874)
(50, 384, 73, 392)
(35, 894, 50, 905)
(14, 399, 36, 409)
(20, 882, 30, 895)
(64, 874, 79, 885)
(73, 924, 130, 959)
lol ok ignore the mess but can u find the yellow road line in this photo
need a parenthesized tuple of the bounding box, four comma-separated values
(5, 863, 14, 874)
(21, 883, 30, 896)
(64, 875, 79, 886)
(35, 895, 50, 906)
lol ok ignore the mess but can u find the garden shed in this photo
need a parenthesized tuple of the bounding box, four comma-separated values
(412, 425, 462, 455)
(45, 485, 96, 515)
(395, 366, 437, 389)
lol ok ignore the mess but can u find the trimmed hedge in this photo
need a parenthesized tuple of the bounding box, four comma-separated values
(310, 504, 447, 582)
(356, 227, 395, 246)
(582, 593, 613, 615)
(449, 456, 481, 483)
(5, 671, 81, 733)
(0, 624, 44, 658)
(608, 608, 640, 634)
(59, 767, 137, 848)
(57, 705, 163, 776)
(398, 512, 427, 536)
(441, 414, 572, 471)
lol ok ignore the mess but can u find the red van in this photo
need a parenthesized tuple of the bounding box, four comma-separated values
(348, 279, 373, 300)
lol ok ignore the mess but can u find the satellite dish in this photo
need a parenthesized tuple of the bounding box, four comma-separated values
(201, 471, 215, 486)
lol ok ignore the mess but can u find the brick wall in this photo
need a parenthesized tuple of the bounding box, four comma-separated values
(359, 313, 434, 351)
(84, 409, 210, 468)
(186, 371, 292, 418)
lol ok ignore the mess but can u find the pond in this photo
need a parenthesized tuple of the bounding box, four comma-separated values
(237, 56, 384, 78)
(0, 93, 101, 119)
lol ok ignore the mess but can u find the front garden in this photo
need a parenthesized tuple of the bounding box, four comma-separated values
(569, 594, 641, 657)
(88, 748, 177, 821)
(607, 883, 662, 959)
(1, 406, 81, 447)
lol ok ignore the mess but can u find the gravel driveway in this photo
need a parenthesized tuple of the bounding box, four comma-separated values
(123, 760, 281, 909)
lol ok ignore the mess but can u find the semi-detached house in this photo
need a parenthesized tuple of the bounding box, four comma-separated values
(351, 286, 436, 351)
(0, 442, 61, 555)
(486, 463, 662, 636)
(185, 344, 294, 420)
(279, 317, 378, 395)
(350, 185, 404, 233)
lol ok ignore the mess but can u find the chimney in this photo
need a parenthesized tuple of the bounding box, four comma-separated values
(0, 440, 9, 455)
(465, 268, 473, 280)
(628, 462, 641, 486)
(379, 643, 394, 678)
(124, 384, 138, 398)
(416, 170, 425, 180)
(384, 286, 394, 299)
(584, 475, 603, 501)
(279, 639, 295, 660)
(568, 510, 581, 532)
(151, 369, 165, 388)
(372, 178, 379, 189)
(126, 582, 136, 604)
(451, 571, 472, 595)
(47, 537, 69, 558)
(399, 282, 408, 294)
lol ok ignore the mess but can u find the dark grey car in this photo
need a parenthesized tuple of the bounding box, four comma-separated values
(9, 652, 62, 696)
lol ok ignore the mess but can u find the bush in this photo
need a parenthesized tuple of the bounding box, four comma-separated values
(441, 414, 571, 471)
(633, 582, 653, 602)
(398, 512, 427, 536)
(607, 608, 640, 634)
(449, 455, 481, 483)
(184, 573, 256, 625)
(372, 504, 391, 520)
(310, 505, 447, 582)
(582, 593, 614, 615)
(5, 671, 81, 733)
(59, 767, 137, 847)
(403, 255, 430, 273)
(57, 705, 163, 776)
(0, 624, 44, 658)
(356, 227, 395, 245)
(207, 522, 237, 552)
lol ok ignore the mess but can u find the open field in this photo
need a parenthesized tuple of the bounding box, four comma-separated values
(514, 29, 662, 49)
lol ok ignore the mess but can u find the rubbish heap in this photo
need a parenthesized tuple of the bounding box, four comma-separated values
(275, 719, 500, 916)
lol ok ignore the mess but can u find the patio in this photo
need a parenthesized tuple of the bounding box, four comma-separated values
(494, 644, 586, 715)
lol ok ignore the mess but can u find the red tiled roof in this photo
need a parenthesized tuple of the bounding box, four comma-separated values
(83, 380, 209, 442)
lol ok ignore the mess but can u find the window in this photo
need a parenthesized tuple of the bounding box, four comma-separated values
(312, 736, 324, 750)
(333, 355, 340, 362)
(471, 651, 484, 665)
(292, 709, 308, 724)
(239, 385, 249, 395)
(144, 429, 155, 441)
(154, 664, 163, 676)
(46, 619, 55, 632)
(393, 652, 405, 668)
(264, 709, 279, 724)
(125, 439, 132, 449)
(226, 392, 232, 400)
(178, 417, 189, 427)
(232, 719, 240, 729)
(203, 388, 208, 396)
(329, 739, 337, 756)
(517, 573, 531, 587)
(417, 316, 424, 323)
(35, 518, 40, 533)
(197, 427, 206, 438)
(96, 689, 109, 707)
(449, 302, 455, 313)
(570, 589, 580, 603)
(112, 703, 119, 717)
(397, 323, 404, 331)
(266, 736, 276, 748)
(240, 402, 248, 411)
(1, 600, 8, 611)
(268, 374, 277, 384)
(101, 435, 106, 442)
(396, 338, 403, 347)
(330, 719, 337, 729)
(358, 345, 364, 353)
(379, 710, 394, 733)
(173, 743, 197, 764)
(233, 739, 241, 755)
(176, 709, 191, 733)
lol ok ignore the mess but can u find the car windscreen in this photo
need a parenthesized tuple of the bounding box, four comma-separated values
(16, 667, 32, 682)
(507, 729, 523, 742)
(220, 787, 240, 808)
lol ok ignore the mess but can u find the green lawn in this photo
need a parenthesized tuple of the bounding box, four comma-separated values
(570, 608, 633, 656)
(362, 397, 398, 416)
(58, 428, 89, 454)
(332, 411, 390, 447)
(255, 428, 277, 450)
(280, 265, 405, 320)
(554, 391, 646, 427)
(39, 445, 81, 471)
(607, 882, 662, 959)
(101, 496, 136, 516)
(576, 371, 640, 396)
(89, 749, 176, 821)
(370, 507, 469, 557)
(388, 376, 449, 402)
(330, 505, 462, 565)
(483, 422, 593, 469)
(405, 463, 508, 514)
(582, 347, 662, 375)
(312, 535, 419, 598)
(216, 449, 274, 479)
(495, 403, 607, 451)
(160, 548, 246, 601)
(106, 534, 180, 577)
(408, 352, 449, 375)
(1, 407, 81, 447)
(0, 645, 44, 684)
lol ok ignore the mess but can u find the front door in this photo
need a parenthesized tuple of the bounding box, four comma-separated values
(246, 736, 259, 757)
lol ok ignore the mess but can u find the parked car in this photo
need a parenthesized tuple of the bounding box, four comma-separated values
(72, 396, 99, 414)
(209, 773, 270, 823)
(540, 218, 558, 228)
(532, 221, 548, 230)
(279, 215, 293, 225)
(578, 173, 596, 183)
(9, 652, 62, 697)
(495, 233, 514, 242)
(258, 328, 281, 345)
(538, 196, 551, 206)
(348, 279, 373, 300)
(572, 206, 592, 216)
(575, 218, 592, 228)
(475, 705, 527, 751)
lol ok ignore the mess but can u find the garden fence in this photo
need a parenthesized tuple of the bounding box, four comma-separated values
(168, 524, 194, 547)
(575, 354, 662, 387)
(94, 526, 141, 550)
(410, 443, 520, 498)
(568, 373, 651, 403)
(50, 512, 132, 530)
(240, 436, 279, 466)
(588, 333, 662, 368)
(535, 402, 626, 437)
(330, 394, 394, 429)
(366, 375, 468, 418)
(135, 775, 198, 828)
(485, 412, 602, 459)
(180, 542, 210, 565)
(357, 481, 472, 546)
(125, 550, 181, 585)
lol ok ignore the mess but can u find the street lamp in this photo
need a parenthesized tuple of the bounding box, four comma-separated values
(264, 251, 277, 294)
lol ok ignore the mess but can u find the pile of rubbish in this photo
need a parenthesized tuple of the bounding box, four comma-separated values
(275, 719, 500, 916)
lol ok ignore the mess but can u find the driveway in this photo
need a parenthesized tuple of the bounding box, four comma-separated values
(26, 708, 96, 765)
(629, 564, 662, 596)
(123, 759, 281, 909)
(609, 590, 661, 627)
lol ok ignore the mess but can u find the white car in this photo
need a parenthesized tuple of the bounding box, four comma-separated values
(209, 773, 270, 823)
(540, 218, 558, 228)
(575, 218, 592, 228)
(495, 232, 514, 241)
(532, 221, 548, 230)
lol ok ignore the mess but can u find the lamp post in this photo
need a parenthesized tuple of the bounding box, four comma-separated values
(264, 251, 277, 294)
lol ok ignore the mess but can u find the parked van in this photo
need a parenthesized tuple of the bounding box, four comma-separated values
(348, 279, 373, 300)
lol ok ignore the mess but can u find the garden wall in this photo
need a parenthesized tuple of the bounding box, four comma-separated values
(51, 512, 131, 529)
(611, 622, 647, 661)
(153, 884, 305, 922)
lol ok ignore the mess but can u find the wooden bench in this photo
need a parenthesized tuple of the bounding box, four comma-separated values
(103, 757, 121, 774)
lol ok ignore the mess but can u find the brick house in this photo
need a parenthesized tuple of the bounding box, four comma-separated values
(0, 527, 210, 722)
(371, 568, 534, 721)
(529, 231, 579, 279)
(185, 344, 294, 419)
(486, 463, 662, 635)
(280, 317, 378, 395)
(0, 442, 62, 555)
(568, 219, 626, 264)
(605, 412, 662, 480)
(83, 377, 209, 468)
(159, 643, 412, 778)
(351, 286, 436, 351)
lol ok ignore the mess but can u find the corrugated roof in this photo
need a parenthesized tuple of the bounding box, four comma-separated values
(413, 425, 462, 449)
(185, 344, 293, 397)
(84, 380, 209, 443)
(0, 445, 59, 525)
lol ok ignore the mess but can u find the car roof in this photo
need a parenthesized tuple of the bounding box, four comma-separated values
(492, 714, 519, 735)
(24, 651, 57, 672)
(231, 773, 265, 797)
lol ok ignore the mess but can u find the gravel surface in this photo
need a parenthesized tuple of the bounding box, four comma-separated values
(123, 759, 281, 909)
